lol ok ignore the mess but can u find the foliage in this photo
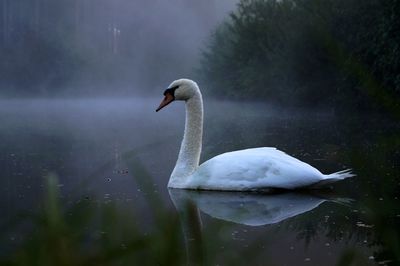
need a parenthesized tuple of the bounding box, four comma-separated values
(198, 0, 400, 115)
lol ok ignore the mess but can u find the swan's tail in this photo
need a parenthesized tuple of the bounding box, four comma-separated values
(325, 169, 355, 180)
(329, 197, 354, 207)
(313, 169, 355, 188)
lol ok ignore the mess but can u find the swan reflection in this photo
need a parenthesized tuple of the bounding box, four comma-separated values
(169, 189, 349, 226)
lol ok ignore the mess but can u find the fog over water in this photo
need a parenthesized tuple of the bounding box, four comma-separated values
(1, 97, 398, 265)
(0, 0, 238, 97)
(1, 1, 399, 265)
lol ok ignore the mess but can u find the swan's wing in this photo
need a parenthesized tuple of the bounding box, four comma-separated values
(187, 147, 324, 190)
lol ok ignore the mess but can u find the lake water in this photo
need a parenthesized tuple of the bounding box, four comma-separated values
(0, 99, 399, 265)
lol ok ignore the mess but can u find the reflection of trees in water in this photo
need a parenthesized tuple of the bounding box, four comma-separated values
(282, 118, 400, 265)
(350, 130, 400, 265)
(282, 200, 369, 244)
(187, 113, 400, 265)
(0, 147, 189, 266)
(0, 125, 75, 224)
(0, 113, 399, 265)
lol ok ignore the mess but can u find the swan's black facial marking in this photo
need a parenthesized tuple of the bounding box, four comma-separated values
(163, 85, 179, 97)
(156, 85, 179, 112)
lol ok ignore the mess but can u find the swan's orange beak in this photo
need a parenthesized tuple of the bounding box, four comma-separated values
(156, 93, 175, 112)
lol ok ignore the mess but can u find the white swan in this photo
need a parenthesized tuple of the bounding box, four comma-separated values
(156, 79, 354, 190)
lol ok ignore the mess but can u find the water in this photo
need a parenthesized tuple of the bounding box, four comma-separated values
(0, 99, 399, 265)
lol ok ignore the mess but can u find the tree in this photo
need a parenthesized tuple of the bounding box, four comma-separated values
(198, 0, 400, 114)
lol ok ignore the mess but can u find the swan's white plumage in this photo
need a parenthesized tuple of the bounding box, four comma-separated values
(159, 79, 354, 191)
(186, 148, 325, 190)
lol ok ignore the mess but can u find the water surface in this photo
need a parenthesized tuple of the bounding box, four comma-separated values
(0, 99, 398, 265)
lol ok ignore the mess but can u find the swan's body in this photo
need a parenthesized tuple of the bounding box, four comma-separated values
(156, 79, 354, 191)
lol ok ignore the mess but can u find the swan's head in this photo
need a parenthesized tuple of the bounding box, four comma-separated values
(156, 79, 200, 112)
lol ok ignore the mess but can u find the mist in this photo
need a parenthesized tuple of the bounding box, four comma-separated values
(0, 0, 237, 97)
(0, 1, 399, 265)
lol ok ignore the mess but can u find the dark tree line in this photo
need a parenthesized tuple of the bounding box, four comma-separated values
(0, 0, 217, 97)
(199, 0, 400, 115)
(1, 0, 110, 95)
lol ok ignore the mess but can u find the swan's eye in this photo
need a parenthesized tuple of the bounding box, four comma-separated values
(164, 85, 179, 96)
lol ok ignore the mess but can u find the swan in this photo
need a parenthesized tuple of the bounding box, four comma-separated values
(156, 78, 354, 190)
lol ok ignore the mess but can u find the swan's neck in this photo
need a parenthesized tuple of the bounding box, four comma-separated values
(168, 92, 203, 187)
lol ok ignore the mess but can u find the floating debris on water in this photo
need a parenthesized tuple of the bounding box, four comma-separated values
(378, 260, 392, 265)
(115, 169, 129, 174)
(356, 221, 374, 228)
